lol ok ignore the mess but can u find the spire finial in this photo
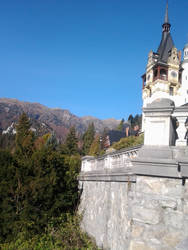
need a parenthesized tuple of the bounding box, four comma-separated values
(162, 0, 171, 32)
(164, 0, 169, 23)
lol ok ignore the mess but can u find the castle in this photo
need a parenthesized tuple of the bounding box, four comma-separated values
(78, 3, 188, 250)
(142, 2, 188, 132)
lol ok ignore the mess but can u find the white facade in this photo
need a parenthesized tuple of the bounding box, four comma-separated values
(142, 43, 188, 132)
(181, 44, 188, 104)
(143, 44, 188, 108)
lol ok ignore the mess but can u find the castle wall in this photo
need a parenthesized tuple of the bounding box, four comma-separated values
(79, 181, 131, 250)
(79, 148, 188, 250)
(130, 176, 188, 250)
(79, 174, 188, 250)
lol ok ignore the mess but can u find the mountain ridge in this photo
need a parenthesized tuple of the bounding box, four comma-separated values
(0, 98, 121, 140)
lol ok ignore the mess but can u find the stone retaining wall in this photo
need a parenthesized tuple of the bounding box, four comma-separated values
(78, 146, 188, 250)
(79, 175, 188, 250)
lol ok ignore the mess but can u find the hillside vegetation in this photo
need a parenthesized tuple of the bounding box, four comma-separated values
(0, 113, 98, 249)
(0, 112, 143, 249)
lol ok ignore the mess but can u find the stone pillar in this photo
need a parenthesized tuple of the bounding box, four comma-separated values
(173, 106, 188, 147)
(81, 156, 95, 172)
(143, 98, 174, 146)
(175, 116, 187, 146)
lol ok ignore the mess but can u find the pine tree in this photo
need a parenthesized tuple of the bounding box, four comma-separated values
(117, 118, 125, 131)
(128, 114, 133, 127)
(64, 127, 78, 155)
(89, 135, 101, 156)
(82, 123, 95, 155)
(15, 113, 34, 158)
(0, 150, 16, 241)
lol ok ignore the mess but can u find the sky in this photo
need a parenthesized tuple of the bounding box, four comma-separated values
(0, 0, 187, 120)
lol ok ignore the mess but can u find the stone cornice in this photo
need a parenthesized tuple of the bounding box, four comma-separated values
(78, 168, 135, 182)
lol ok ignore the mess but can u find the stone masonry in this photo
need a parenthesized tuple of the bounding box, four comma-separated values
(79, 145, 188, 250)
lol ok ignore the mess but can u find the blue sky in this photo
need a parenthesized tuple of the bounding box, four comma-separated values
(0, 0, 187, 120)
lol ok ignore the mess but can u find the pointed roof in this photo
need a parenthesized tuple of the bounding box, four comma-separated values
(164, 0, 169, 23)
(157, 33, 174, 63)
(156, 1, 174, 63)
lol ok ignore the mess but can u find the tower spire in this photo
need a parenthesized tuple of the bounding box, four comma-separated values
(162, 0, 171, 32)
(164, 0, 169, 23)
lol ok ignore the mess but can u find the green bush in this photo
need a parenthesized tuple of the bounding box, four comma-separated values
(0, 214, 99, 250)
(112, 134, 144, 150)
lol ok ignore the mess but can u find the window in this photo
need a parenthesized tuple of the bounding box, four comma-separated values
(160, 69, 167, 80)
(154, 69, 158, 78)
(169, 87, 173, 96)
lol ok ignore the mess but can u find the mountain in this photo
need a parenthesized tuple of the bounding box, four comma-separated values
(0, 98, 121, 141)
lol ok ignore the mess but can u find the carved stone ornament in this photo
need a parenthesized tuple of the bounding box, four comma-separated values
(147, 50, 153, 66)
(168, 47, 179, 65)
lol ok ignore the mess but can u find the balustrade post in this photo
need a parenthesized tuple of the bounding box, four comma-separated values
(176, 116, 187, 146)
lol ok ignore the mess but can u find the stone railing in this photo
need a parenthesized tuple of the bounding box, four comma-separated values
(81, 145, 142, 173)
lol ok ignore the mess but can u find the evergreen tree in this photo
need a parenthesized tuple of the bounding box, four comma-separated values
(89, 136, 101, 156)
(82, 123, 95, 155)
(117, 118, 125, 131)
(0, 150, 16, 241)
(15, 113, 35, 158)
(0, 133, 16, 151)
(64, 127, 78, 155)
(0, 114, 82, 245)
(127, 114, 142, 129)
(128, 114, 133, 128)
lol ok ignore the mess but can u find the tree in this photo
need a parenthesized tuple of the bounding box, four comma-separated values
(15, 113, 35, 158)
(89, 136, 101, 156)
(82, 123, 95, 155)
(0, 150, 16, 241)
(117, 118, 125, 131)
(0, 115, 83, 245)
(128, 114, 133, 127)
(64, 127, 78, 155)
(128, 114, 142, 129)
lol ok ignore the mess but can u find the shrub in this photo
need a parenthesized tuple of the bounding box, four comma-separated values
(112, 134, 144, 150)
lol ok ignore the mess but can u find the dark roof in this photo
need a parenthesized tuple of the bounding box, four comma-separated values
(164, 0, 169, 23)
(108, 130, 126, 145)
(157, 32, 174, 63)
(156, 2, 174, 64)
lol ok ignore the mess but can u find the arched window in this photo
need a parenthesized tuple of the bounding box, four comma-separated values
(169, 87, 173, 96)
(154, 69, 158, 78)
(160, 69, 167, 80)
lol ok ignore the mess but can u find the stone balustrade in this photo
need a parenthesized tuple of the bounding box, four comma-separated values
(81, 145, 141, 173)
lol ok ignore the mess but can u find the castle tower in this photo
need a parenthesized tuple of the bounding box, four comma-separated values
(142, 2, 182, 108)
(142, 2, 183, 131)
